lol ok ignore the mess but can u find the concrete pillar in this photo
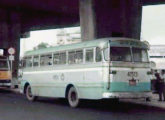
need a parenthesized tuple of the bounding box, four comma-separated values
(79, 0, 142, 40)
(8, 12, 21, 78)
(0, 9, 21, 79)
(0, 9, 9, 48)
(79, 0, 96, 41)
(119, 0, 143, 39)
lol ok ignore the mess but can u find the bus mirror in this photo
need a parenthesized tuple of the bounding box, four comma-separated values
(143, 41, 150, 50)
(150, 61, 156, 68)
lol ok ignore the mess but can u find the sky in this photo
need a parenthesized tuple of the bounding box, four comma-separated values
(141, 5, 165, 44)
(20, 5, 165, 56)
(20, 27, 80, 56)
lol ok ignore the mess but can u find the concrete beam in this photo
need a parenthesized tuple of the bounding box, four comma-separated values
(21, 11, 79, 32)
(143, 0, 165, 5)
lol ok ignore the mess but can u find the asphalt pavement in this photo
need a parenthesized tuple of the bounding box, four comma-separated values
(0, 88, 165, 120)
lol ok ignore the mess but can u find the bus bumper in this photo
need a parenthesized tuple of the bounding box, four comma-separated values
(0, 80, 11, 87)
(0, 83, 11, 87)
(102, 92, 152, 99)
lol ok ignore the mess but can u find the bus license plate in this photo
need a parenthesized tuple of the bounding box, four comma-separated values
(129, 79, 136, 86)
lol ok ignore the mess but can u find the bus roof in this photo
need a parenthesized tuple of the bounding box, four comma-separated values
(24, 37, 148, 56)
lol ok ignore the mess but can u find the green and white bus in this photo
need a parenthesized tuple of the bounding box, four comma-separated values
(20, 37, 152, 107)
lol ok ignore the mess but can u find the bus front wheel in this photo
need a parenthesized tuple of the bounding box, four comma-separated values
(25, 85, 37, 101)
(67, 86, 80, 108)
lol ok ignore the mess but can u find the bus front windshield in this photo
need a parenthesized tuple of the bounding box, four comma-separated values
(0, 60, 8, 69)
(132, 48, 148, 62)
(110, 47, 149, 62)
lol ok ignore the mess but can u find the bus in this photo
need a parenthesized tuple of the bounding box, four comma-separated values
(0, 56, 12, 87)
(19, 37, 152, 107)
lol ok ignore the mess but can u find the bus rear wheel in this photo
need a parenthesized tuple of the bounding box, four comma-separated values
(25, 85, 37, 101)
(67, 86, 80, 108)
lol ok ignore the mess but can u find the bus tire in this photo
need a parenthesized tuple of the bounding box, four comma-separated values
(25, 85, 37, 101)
(67, 86, 80, 108)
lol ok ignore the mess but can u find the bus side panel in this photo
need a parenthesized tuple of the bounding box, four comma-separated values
(76, 63, 104, 99)
(22, 64, 106, 99)
(23, 70, 66, 97)
(23, 65, 86, 98)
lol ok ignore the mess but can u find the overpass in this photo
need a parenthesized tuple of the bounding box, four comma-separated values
(0, 0, 164, 76)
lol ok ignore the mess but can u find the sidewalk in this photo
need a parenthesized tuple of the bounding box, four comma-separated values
(122, 94, 165, 110)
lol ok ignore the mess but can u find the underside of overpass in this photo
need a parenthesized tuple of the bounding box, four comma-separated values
(0, 0, 164, 77)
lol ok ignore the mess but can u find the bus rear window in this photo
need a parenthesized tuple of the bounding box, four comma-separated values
(132, 48, 149, 62)
(110, 47, 132, 62)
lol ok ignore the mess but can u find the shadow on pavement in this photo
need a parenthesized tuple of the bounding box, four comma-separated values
(36, 97, 165, 112)
(0, 88, 12, 93)
(0, 89, 165, 113)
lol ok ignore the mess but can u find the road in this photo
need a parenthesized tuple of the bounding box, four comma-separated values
(0, 89, 165, 120)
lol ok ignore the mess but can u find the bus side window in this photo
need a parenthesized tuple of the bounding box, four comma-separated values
(59, 52, 66, 64)
(86, 49, 93, 63)
(53, 53, 59, 65)
(68, 51, 76, 64)
(96, 47, 102, 62)
(40, 54, 52, 66)
(0, 59, 8, 68)
(75, 50, 83, 64)
(25, 57, 32, 67)
(33, 55, 39, 67)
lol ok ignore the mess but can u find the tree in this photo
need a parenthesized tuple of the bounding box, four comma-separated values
(33, 42, 49, 50)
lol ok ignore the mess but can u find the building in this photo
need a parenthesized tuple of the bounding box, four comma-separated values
(149, 45, 165, 70)
(56, 29, 81, 45)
